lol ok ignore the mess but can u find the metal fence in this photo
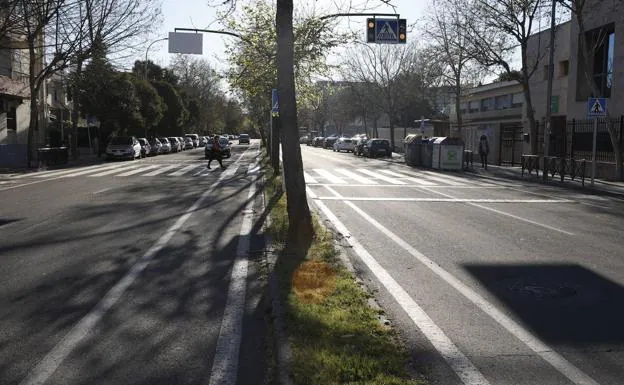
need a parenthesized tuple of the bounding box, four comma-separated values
(536, 116, 624, 163)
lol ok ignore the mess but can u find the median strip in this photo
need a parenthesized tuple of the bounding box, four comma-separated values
(263, 161, 425, 385)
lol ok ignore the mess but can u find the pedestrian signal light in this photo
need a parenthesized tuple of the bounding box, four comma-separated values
(366, 18, 376, 43)
(398, 19, 407, 44)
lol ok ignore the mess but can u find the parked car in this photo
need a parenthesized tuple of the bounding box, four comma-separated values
(158, 137, 172, 153)
(184, 137, 194, 149)
(239, 133, 250, 144)
(148, 137, 163, 155)
(362, 138, 392, 158)
(199, 136, 208, 147)
(205, 136, 232, 159)
(323, 135, 339, 149)
(178, 137, 186, 150)
(312, 137, 325, 147)
(138, 138, 151, 157)
(105, 136, 142, 160)
(185, 133, 200, 148)
(168, 137, 181, 152)
(353, 136, 368, 156)
(333, 137, 355, 152)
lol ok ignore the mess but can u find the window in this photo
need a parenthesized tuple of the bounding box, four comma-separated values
(495, 95, 511, 109)
(481, 98, 492, 111)
(512, 93, 524, 108)
(53, 90, 58, 101)
(7, 107, 16, 131)
(577, 24, 615, 100)
(559, 60, 569, 77)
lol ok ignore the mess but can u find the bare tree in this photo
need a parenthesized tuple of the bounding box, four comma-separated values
(466, 0, 548, 154)
(342, 44, 415, 149)
(425, 0, 482, 134)
(557, 0, 622, 179)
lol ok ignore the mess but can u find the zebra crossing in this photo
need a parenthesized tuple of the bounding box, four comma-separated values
(304, 168, 503, 188)
(11, 160, 505, 188)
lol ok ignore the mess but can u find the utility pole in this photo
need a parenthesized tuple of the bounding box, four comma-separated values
(144, 38, 169, 80)
(543, 0, 557, 181)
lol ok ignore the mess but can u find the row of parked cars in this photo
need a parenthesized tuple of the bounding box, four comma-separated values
(300, 133, 392, 158)
(105, 134, 206, 160)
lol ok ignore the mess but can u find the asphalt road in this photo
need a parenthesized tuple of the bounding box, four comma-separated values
(300, 144, 624, 385)
(0, 140, 270, 385)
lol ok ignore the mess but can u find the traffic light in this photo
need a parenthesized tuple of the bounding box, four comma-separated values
(366, 18, 376, 43)
(398, 18, 407, 44)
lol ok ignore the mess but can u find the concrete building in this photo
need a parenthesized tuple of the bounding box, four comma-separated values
(452, 80, 525, 166)
(46, 72, 73, 146)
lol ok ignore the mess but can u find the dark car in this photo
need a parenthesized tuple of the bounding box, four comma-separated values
(363, 138, 392, 158)
(323, 135, 339, 149)
(239, 134, 250, 144)
(312, 137, 324, 147)
(353, 136, 369, 156)
(205, 136, 232, 159)
(148, 137, 163, 155)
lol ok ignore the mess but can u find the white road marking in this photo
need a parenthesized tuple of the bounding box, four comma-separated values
(311, 198, 491, 385)
(415, 173, 464, 186)
(418, 187, 576, 236)
(208, 160, 258, 385)
(114, 165, 160, 177)
(335, 168, 378, 184)
(303, 171, 319, 184)
(305, 184, 505, 189)
(315, 197, 573, 203)
(356, 168, 407, 185)
(305, 186, 318, 199)
(57, 164, 128, 178)
(18, 149, 255, 385)
(313, 168, 346, 184)
(92, 188, 112, 195)
(29, 164, 112, 179)
(324, 193, 598, 385)
(422, 170, 474, 184)
(142, 164, 179, 176)
(168, 164, 199, 176)
(379, 169, 437, 186)
(88, 165, 143, 177)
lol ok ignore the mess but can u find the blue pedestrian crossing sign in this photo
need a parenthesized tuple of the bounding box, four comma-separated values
(376, 19, 399, 43)
(587, 97, 607, 117)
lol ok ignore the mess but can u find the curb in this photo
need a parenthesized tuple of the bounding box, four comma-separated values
(261, 170, 293, 385)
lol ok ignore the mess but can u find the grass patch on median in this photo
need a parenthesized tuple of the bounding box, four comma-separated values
(264, 169, 425, 385)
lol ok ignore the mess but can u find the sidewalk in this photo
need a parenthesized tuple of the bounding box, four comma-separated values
(379, 152, 624, 199)
(0, 148, 104, 177)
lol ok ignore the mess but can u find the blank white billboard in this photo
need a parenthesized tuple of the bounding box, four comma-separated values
(168, 32, 203, 55)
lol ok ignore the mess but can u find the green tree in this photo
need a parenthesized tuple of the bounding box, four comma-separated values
(131, 76, 165, 137)
(152, 80, 188, 136)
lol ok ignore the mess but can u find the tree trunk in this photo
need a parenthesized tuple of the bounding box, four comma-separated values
(276, 0, 314, 248)
(454, 73, 463, 134)
(389, 120, 395, 151)
(71, 58, 84, 160)
(257, 116, 268, 153)
(26, 38, 39, 168)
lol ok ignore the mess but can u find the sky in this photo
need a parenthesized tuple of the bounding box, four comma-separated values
(147, 0, 429, 89)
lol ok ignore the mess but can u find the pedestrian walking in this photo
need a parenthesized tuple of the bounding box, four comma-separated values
(207, 135, 225, 170)
(478, 134, 490, 170)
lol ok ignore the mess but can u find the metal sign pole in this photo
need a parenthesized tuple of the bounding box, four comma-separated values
(591, 117, 598, 186)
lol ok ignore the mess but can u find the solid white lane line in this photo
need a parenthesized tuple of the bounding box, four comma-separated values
(208, 160, 258, 385)
(318, 188, 597, 385)
(114, 165, 160, 177)
(303, 171, 319, 184)
(335, 168, 378, 184)
(168, 164, 198, 176)
(419, 187, 576, 236)
(418, 173, 464, 186)
(142, 164, 179, 176)
(379, 170, 437, 186)
(305, 184, 506, 189)
(313, 169, 346, 184)
(315, 197, 573, 203)
(311, 199, 491, 385)
(422, 170, 474, 184)
(356, 168, 407, 185)
(18, 149, 255, 385)
(92, 188, 112, 195)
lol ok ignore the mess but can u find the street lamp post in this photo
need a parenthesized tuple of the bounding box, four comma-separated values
(144, 37, 169, 80)
(543, 0, 557, 181)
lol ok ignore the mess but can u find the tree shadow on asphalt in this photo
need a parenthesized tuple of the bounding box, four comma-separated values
(0, 167, 276, 385)
(463, 263, 624, 354)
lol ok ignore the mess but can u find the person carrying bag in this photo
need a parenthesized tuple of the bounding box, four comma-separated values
(207, 135, 226, 170)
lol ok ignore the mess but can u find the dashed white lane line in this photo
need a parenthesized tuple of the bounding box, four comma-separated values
(208, 160, 258, 385)
(315, 187, 598, 385)
(17, 149, 254, 385)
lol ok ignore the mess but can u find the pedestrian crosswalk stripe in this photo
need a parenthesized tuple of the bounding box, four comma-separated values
(196, 167, 217, 177)
(411, 172, 463, 186)
(303, 171, 319, 184)
(115, 165, 160, 176)
(379, 170, 436, 186)
(314, 168, 346, 184)
(421, 170, 473, 185)
(336, 168, 378, 184)
(168, 164, 198, 176)
(356, 169, 407, 185)
(31, 163, 118, 178)
(143, 164, 179, 176)
(60, 163, 129, 178)
(90, 165, 143, 177)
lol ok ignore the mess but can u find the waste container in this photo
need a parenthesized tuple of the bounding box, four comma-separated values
(420, 137, 438, 168)
(37, 146, 69, 166)
(431, 137, 464, 170)
(404, 134, 423, 166)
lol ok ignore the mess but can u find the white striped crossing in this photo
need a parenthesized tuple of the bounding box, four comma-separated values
(336, 168, 378, 184)
(314, 168, 346, 184)
(115, 165, 160, 176)
(379, 170, 436, 186)
(303, 171, 319, 184)
(143, 164, 179, 176)
(168, 164, 199, 176)
(90, 165, 144, 177)
(356, 169, 407, 185)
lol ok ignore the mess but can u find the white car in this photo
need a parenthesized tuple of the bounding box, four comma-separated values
(333, 137, 355, 152)
(105, 136, 142, 160)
